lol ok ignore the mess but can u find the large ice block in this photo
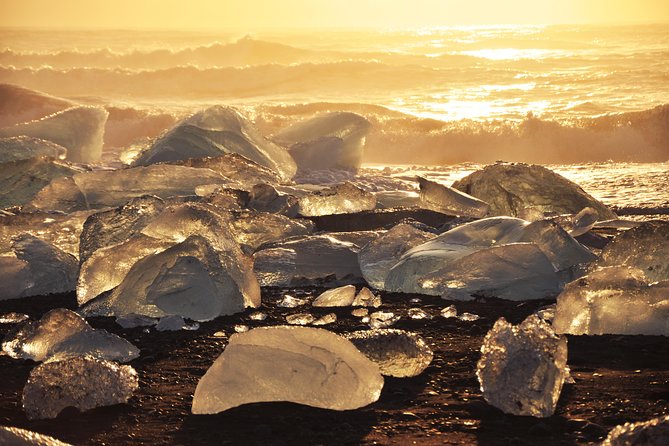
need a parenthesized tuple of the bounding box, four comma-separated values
(297, 182, 376, 217)
(418, 177, 490, 218)
(191, 326, 383, 413)
(0, 136, 67, 163)
(452, 163, 616, 220)
(175, 153, 283, 187)
(22, 355, 138, 420)
(477, 315, 568, 417)
(553, 267, 669, 335)
(227, 210, 313, 252)
(602, 414, 669, 446)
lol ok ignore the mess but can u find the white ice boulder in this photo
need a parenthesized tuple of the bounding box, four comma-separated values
(477, 315, 568, 418)
(297, 182, 376, 217)
(191, 326, 384, 413)
(418, 176, 490, 218)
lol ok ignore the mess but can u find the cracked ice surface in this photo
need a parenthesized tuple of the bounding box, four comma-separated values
(477, 315, 568, 418)
(191, 326, 384, 413)
(297, 182, 376, 217)
(601, 414, 669, 446)
(553, 267, 669, 336)
(346, 329, 433, 378)
(418, 176, 490, 218)
(2, 308, 139, 362)
(22, 355, 138, 420)
(0, 425, 72, 446)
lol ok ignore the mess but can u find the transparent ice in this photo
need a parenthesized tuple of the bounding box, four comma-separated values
(418, 176, 490, 218)
(297, 182, 376, 217)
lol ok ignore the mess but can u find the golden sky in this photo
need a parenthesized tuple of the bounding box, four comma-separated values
(1, 0, 668, 29)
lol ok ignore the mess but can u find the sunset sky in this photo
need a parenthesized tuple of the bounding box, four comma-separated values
(1, 0, 669, 29)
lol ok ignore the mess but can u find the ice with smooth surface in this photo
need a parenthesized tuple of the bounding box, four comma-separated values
(553, 267, 669, 336)
(453, 163, 616, 220)
(0, 136, 67, 163)
(2, 308, 139, 362)
(0, 106, 108, 163)
(191, 326, 384, 413)
(346, 329, 433, 378)
(418, 177, 490, 218)
(254, 235, 364, 286)
(352, 287, 382, 307)
(552, 207, 599, 237)
(477, 315, 568, 418)
(358, 223, 435, 289)
(297, 182, 376, 217)
(312, 285, 356, 307)
(134, 105, 297, 180)
(273, 112, 371, 172)
(22, 355, 138, 420)
(0, 425, 73, 446)
(227, 210, 313, 252)
(601, 414, 669, 446)
(597, 221, 669, 282)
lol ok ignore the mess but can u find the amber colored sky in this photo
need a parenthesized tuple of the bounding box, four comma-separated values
(1, 0, 668, 29)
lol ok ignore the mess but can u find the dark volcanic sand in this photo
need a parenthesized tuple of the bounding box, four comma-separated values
(1, 289, 668, 446)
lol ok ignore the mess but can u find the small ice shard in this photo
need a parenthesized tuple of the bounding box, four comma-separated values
(312, 313, 337, 326)
(0, 136, 67, 163)
(191, 326, 384, 413)
(458, 312, 480, 322)
(272, 112, 371, 173)
(234, 324, 250, 333)
(247, 183, 298, 216)
(477, 315, 568, 418)
(375, 190, 421, 209)
(408, 308, 431, 320)
(22, 355, 138, 420)
(440, 305, 457, 318)
(134, 105, 297, 180)
(184, 321, 200, 331)
(352, 308, 369, 317)
(277, 294, 309, 308)
(418, 177, 490, 218)
(3, 308, 139, 363)
(346, 329, 433, 378)
(535, 304, 556, 323)
(313, 285, 356, 307)
(0, 425, 72, 446)
(0, 106, 108, 163)
(409, 297, 422, 304)
(115, 314, 157, 329)
(369, 311, 400, 329)
(358, 223, 435, 289)
(352, 287, 382, 307)
(286, 313, 315, 325)
(597, 220, 669, 282)
(297, 182, 376, 217)
(553, 267, 669, 336)
(552, 207, 599, 237)
(601, 414, 669, 446)
(452, 163, 616, 220)
(254, 235, 363, 287)
(156, 314, 187, 331)
(0, 312, 29, 324)
(248, 311, 267, 321)
(212, 331, 226, 338)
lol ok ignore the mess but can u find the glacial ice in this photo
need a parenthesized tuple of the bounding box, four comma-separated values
(418, 177, 490, 218)
(272, 112, 371, 172)
(0, 106, 108, 163)
(22, 355, 138, 420)
(0, 425, 72, 446)
(115, 313, 157, 329)
(408, 308, 431, 320)
(458, 312, 480, 322)
(286, 313, 316, 325)
(602, 414, 669, 446)
(312, 313, 337, 326)
(375, 190, 421, 209)
(297, 182, 376, 217)
(227, 210, 314, 252)
(253, 234, 364, 286)
(452, 163, 617, 220)
(553, 267, 669, 336)
(134, 105, 297, 180)
(552, 207, 599, 237)
(246, 183, 298, 216)
(358, 223, 435, 289)
(369, 311, 400, 329)
(277, 294, 309, 308)
(346, 329, 433, 378)
(312, 285, 356, 307)
(155, 314, 188, 331)
(176, 153, 283, 187)
(0, 136, 67, 163)
(248, 311, 267, 321)
(0, 312, 29, 324)
(440, 305, 457, 318)
(191, 326, 384, 413)
(597, 220, 669, 282)
(352, 287, 382, 307)
(477, 315, 568, 418)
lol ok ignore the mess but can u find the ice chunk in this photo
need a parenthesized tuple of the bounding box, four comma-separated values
(286, 313, 316, 325)
(297, 182, 376, 216)
(273, 112, 371, 172)
(227, 210, 313, 252)
(601, 414, 669, 446)
(312, 313, 337, 326)
(418, 177, 490, 218)
(346, 329, 433, 377)
(115, 314, 157, 329)
(0, 106, 108, 163)
(0, 425, 72, 446)
(234, 324, 250, 333)
(2, 308, 139, 363)
(31, 164, 234, 212)
(408, 308, 431, 320)
(553, 267, 669, 336)
(22, 355, 138, 420)
(0, 312, 29, 324)
(551, 207, 599, 237)
(313, 285, 356, 307)
(477, 315, 568, 418)
(254, 234, 364, 286)
(458, 313, 481, 322)
(352, 287, 382, 307)
(352, 308, 369, 317)
(175, 153, 283, 187)
(452, 163, 616, 220)
(358, 223, 435, 289)
(156, 314, 188, 331)
(246, 183, 298, 216)
(375, 190, 421, 209)
(277, 294, 309, 308)
(134, 105, 297, 180)
(0, 136, 67, 163)
(369, 311, 400, 329)
(597, 220, 669, 282)
(440, 305, 457, 318)
(248, 311, 267, 321)
(191, 326, 384, 413)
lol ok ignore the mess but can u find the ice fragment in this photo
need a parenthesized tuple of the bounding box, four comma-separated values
(313, 285, 356, 307)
